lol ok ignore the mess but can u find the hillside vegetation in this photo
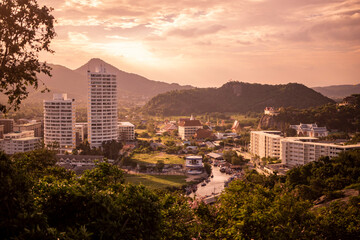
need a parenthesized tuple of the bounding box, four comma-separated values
(270, 95, 360, 132)
(143, 81, 334, 116)
(1, 148, 360, 239)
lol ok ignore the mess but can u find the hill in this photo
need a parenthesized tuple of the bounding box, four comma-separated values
(312, 84, 360, 100)
(17, 58, 193, 105)
(143, 81, 335, 115)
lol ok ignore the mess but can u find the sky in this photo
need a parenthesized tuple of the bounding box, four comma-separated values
(38, 0, 360, 88)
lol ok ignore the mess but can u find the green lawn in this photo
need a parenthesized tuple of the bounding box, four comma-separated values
(132, 152, 184, 165)
(124, 174, 188, 189)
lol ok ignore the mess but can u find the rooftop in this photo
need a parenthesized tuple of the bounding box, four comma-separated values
(118, 122, 135, 127)
(179, 119, 202, 127)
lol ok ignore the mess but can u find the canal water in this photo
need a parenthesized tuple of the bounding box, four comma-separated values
(190, 165, 232, 198)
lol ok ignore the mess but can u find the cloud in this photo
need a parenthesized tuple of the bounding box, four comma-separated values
(167, 24, 226, 38)
(105, 35, 129, 40)
(38, 0, 360, 88)
(68, 32, 89, 42)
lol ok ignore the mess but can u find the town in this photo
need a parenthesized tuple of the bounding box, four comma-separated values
(1, 0, 360, 237)
(1, 68, 359, 204)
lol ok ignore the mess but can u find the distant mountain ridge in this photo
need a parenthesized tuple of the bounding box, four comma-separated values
(312, 84, 360, 100)
(23, 58, 193, 104)
(143, 81, 335, 115)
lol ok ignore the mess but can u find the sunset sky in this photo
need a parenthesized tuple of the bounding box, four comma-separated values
(38, 0, 360, 88)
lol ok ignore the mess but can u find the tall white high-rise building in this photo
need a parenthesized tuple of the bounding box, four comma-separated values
(87, 68, 118, 147)
(44, 93, 75, 153)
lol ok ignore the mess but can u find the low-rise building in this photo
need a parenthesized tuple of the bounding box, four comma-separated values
(264, 107, 279, 116)
(0, 131, 40, 154)
(118, 122, 135, 141)
(185, 155, 203, 174)
(0, 119, 14, 134)
(178, 116, 202, 140)
(194, 129, 214, 141)
(159, 122, 177, 134)
(207, 152, 224, 160)
(14, 121, 42, 137)
(215, 132, 238, 140)
(290, 123, 328, 138)
(231, 120, 242, 132)
(3, 130, 35, 139)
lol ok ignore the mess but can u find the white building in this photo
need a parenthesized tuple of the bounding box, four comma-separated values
(87, 69, 118, 148)
(215, 132, 238, 140)
(250, 131, 283, 159)
(3, 130, 34, 139)
(290, 123, 328, 138)
(264, 107, 279, 116)
(250, 130, 360, 168)
(118, 122, 135, 141)
(280, 138, 360, 167)
(0, 131, 40, 154)
(14, 121, 42, 137)
(44, 93, 75, 153)
(185, 155, 203, 174)
(178, 116, 202, 140)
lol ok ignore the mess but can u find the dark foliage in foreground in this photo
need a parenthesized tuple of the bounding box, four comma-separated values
(1, 149, 360, 239)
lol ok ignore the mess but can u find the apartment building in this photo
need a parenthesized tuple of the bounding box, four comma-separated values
(87, 69, 118, 147)
(250, 130, 360, 168)
(118, 122, 135, 141)
(178, 116, 203, 140)
(250, 131, 283, 159)
(280, 138, 360, 167)
(0, 131, 40, 154)
(44, 93, 75, 153)
(14, 121, 42, 137)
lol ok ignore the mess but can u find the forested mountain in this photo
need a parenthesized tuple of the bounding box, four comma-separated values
(143, 81, 334, 115)
(312, 84, 360, 100)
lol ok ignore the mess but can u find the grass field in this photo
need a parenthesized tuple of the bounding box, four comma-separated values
(132, 152, 184, 165)
(124, 174, 188, 189)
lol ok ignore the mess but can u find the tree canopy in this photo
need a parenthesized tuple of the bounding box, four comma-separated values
(1, 148, 360, 239)
(0, 0, 55, 113)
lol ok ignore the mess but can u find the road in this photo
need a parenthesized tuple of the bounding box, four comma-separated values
(190, 165, 232, 198)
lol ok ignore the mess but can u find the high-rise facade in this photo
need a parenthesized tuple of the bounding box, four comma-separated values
(44, 93, 75, 153)
(87, 69, 118, 147)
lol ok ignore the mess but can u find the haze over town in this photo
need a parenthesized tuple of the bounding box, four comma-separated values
(38, 0, 360, 87)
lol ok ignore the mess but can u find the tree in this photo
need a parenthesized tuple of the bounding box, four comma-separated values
(0, 0, 55, 113)
(204, 162, 212, 175)
(156, 160, 165, 172)
(101, 140, 123, 160)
